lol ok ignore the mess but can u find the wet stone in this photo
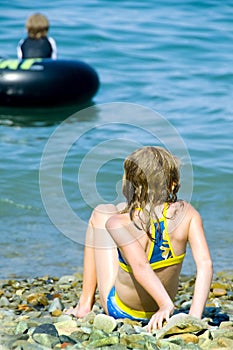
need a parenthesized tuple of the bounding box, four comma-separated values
(59, 334, 78, 345)
(157, 339, 183, 349)
(32, 322, 59, 339)
(51, 309, 63, 317)
(169, 333, 199, 344)
(155, 313, 208, 339)
(32, 332, 61, 348)
(219, 320, 233, 328)
(93, 313, 117, 333)
(48, 296, 63, 313)
(3, 334, 29, 349)
(15, 320, 29, 334)
(84, 334, 119, 348)
(0, 271, 232, 349)
(212, 288, 227, 297)
(0, 295, 10, 307)
(120, 333, 149, 348)
(54, 319, 79, 336)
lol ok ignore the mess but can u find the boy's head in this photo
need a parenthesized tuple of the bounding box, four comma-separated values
(26, 13, 50, 39)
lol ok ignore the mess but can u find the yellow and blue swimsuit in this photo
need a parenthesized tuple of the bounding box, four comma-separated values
(107, 204, 186, 323)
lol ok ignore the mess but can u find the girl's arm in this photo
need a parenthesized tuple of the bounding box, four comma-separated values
(106, 216, 174, 330)
(188, 209, 213, 318)
(130, 252, 175, 330)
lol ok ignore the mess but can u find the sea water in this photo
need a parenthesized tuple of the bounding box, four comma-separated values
(0, 0, 232, 278)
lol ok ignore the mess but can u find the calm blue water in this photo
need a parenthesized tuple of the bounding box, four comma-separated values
(0, 0, 232, 278)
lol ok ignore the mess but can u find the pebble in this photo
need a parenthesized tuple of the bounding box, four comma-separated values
(48, 297, 64, 313)
(212, 288, 227, 297)
(0, 270, 232, 349)
(93, 314, 117, 333)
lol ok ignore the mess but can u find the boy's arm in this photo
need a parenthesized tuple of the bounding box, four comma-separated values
(188, 209, 213, 318)
(17, 39, 24, 59)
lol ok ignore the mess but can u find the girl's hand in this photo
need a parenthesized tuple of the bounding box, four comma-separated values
(147, 303, 174, 332)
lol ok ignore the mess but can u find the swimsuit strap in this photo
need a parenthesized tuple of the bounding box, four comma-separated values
(118, 202, 186, 273)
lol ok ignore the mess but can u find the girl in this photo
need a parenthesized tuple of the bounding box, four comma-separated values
(66, 146, 213, 331)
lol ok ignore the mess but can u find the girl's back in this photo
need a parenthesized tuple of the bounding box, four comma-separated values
(110, 200, 197, 312)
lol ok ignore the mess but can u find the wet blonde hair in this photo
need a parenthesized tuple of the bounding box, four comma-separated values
(26, 13, 50, 39)
(122, 146, 180, 239)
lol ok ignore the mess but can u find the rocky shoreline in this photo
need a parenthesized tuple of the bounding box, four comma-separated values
(0, 270, 232, 349)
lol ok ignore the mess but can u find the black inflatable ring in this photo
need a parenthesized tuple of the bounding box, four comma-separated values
(0, 58, 100, 107)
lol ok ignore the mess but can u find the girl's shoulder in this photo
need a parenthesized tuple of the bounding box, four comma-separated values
(166, 200, 201, 223)
(168, 200, 197, 213)
(106, 211, 130, 230)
